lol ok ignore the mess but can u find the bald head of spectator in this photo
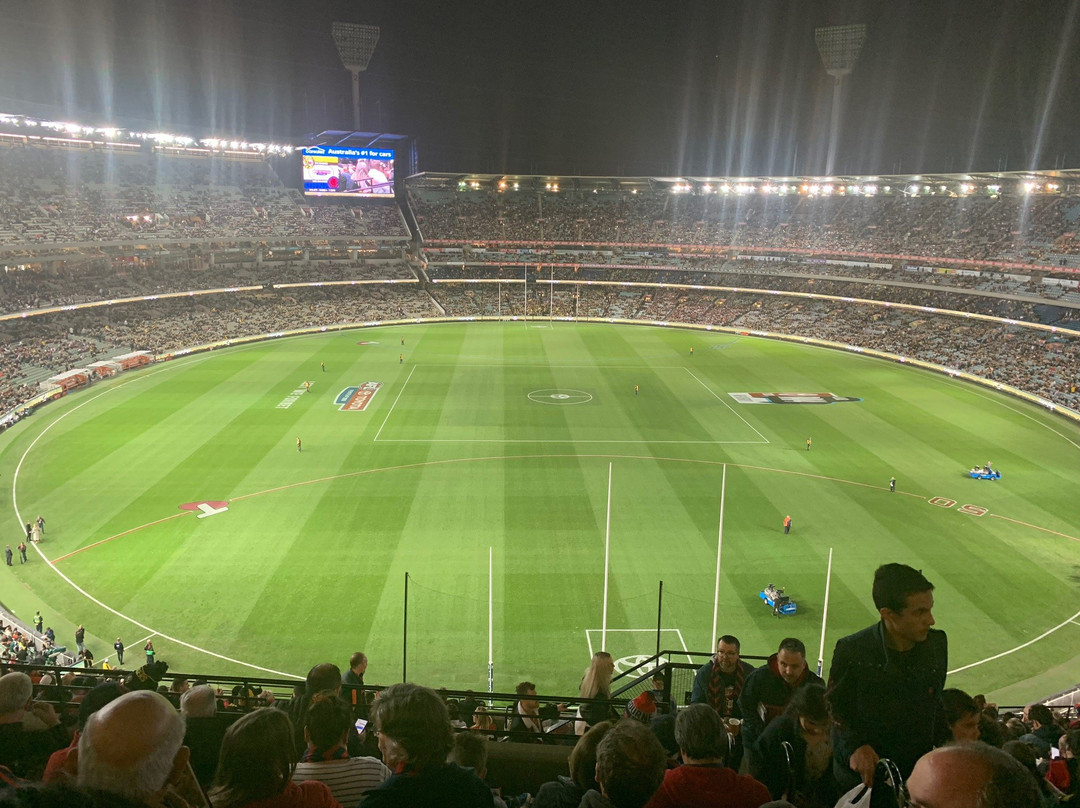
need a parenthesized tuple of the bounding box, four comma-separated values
(906, 743, 1041, 808)
(76, 690, 189, 802)
(180, 685, 217, 719)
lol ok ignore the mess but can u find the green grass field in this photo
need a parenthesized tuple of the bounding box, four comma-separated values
(2, 322, 1079, 703)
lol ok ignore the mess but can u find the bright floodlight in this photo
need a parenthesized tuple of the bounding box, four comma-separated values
(332, 22, 380, 129)
(814, 23, 867, 175)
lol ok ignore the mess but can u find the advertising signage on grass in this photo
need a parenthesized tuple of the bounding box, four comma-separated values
(302, 146, 395, 196)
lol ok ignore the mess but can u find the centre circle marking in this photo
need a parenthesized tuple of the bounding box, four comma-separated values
(528, 388, 593, 405)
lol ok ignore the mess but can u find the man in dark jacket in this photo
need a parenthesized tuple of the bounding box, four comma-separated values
(738, 637, 823, 774)
(827, 563, 947, 791)
(691, 635, 754, 770)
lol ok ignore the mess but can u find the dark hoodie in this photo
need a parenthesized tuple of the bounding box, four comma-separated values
(737, 653, 824, 770)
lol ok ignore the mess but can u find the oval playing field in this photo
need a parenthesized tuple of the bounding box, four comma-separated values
(3, 322, 1079, 702)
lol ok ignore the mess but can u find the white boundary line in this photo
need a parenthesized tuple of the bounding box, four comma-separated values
(948, 609, 1080, 674)
(373, 364, 418, 442)
(11, 366, 303, 679)
(681, 367, 771, 444)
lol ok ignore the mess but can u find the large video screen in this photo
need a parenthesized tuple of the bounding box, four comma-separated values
(301, 146, 395, 196)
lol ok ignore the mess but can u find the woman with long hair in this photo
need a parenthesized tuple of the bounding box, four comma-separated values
(575, 652, 616, 734)
(209, 707, 341, 808)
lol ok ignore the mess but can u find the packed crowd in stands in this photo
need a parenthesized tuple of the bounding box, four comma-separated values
(427, 253, 1080, 312)
(411, 186, 1080, 266)
(2, 564, 1077, 807)
(1, 279, 1078, 417)
(0, 144, 409, 248)
(0, 260, 414, 313)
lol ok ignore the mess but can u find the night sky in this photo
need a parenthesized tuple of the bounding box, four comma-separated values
(1, 0, 1078, 177)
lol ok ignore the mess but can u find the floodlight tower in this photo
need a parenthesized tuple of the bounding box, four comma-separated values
(332, 22, 380, 130)
(814, 23, 867, 176)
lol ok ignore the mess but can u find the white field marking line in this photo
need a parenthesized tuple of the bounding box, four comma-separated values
(989, 514, 1080, 544)
(681, 367, 771, 444)
(1071, 619, 1080, 627)
(12, 370, 303, 680)
(101, 631, 156, 665)
(674, 629, 694, 664)
(945, 379, 1080, 454)
(948, 609, 1080, 675)
(372, 363, 418, 442)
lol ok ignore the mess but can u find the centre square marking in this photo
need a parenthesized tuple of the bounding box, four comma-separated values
(527, 388, 594, 405)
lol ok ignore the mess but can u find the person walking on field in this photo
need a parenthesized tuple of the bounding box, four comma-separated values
(296, 437, 302, 453)
(889, 477, 896, 492)
(783, 515, 792, 535)
(806, 437, 812, 451)
(36, 515, 45, 536)
(114, 637, 125, 665)
(145, 639, 155, 664)
(18, 541, 27, 563)
(4, 545, 11, 566)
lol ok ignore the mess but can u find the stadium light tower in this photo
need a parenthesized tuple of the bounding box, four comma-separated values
(332, 22, 380, 130)
(814, 23, 867, 176)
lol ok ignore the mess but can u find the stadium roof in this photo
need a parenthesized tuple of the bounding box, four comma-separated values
(301, 130, 410, 150)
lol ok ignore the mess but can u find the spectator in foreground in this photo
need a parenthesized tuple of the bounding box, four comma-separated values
(448, 732, 525, 808)
(942, 689, 981, 744)
(181, 685, 227, 789)
(689, 634, 753, 769)
(753, 684, 838, 807)
(341, 652, 368, 715)
(292, 692, 390, 805)
(827, 563, 947, 789)
(648, 704, 769, 808)
(576, 652, 616, 734)
(508, 681, 564, 740)
(209, 707, 341, 808)
(1018, 704, 1060, 756)
(288, 663, 362, 758)
(76, 690, 192, 805)
(1047, 728, 1080, 798)
(362, 683, 493, 808)
(587, 719, 665, 808)
(1001, 741, 1062, 807)
(43, 681, 124, 783)
(532, 720, 614, 808)
(0, 671, 68, 779)
(739, 637, 823, 772)
(905, 743, 1040, 808)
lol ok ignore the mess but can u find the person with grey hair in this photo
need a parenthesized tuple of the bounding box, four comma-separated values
(0, 671, 68, 778)
(180, 685, 225, 789)
(647, 705, 769, 808)
(76, 690, 190, 803)
(180, 685, 217, 719)
(905, 742, 1041, 808)
(363, 683, 493, 808)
